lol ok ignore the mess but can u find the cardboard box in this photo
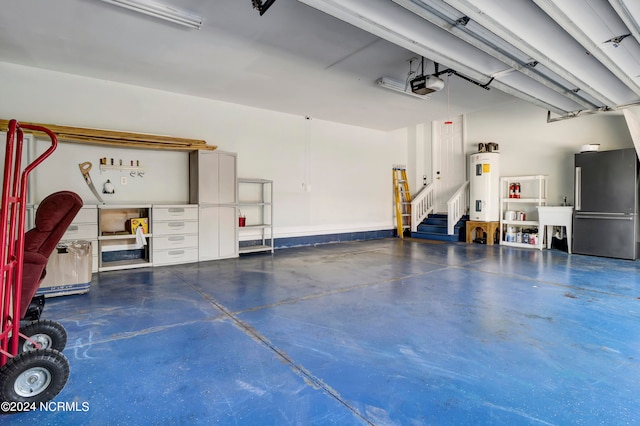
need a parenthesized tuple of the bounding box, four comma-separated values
(38, 241, 92, 298)
(126, 217, 149, 234)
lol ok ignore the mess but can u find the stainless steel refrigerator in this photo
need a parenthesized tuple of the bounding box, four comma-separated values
(573, 148, 639, 260)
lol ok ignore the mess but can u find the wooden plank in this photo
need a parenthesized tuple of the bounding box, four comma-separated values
(58, 134, 216, 151)
(0, 119, 216, 151)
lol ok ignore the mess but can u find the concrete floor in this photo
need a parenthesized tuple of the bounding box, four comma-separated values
(5, 238, 640, 425)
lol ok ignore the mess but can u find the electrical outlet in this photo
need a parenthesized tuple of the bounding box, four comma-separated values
(121, 176, 127, 185)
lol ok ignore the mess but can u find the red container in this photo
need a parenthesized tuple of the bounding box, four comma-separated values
(239, 217, 246, 227)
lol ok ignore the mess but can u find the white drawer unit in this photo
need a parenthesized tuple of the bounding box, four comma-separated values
(153, 206, 198, 221)
(153, 220, 198, 236)
(61, 222, 98, 241)
(152, 205, 198, 266)
(153, 248, 199, 265)
(154, 234, 199, 250)
(67, 205, 98, 273)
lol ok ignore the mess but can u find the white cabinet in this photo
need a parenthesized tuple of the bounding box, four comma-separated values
(189, 151, 238, 261)
(60, 206, 99, 273)
(44, 205, 98, 273)
(499, 175, 547, 249)
(238, 178, 274, 254)
(152, 205, 198, 266)
(98, 205, 152, 271)
(189, 151, 237, 204)
(198, 205, 237, 260)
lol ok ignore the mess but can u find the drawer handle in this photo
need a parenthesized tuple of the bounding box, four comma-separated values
(168, 222, 185, 227)
(168, 236, 185, 242)
(168, 250, 185, 256)
(168, 208, 185, 213)
(67, 225, 79, 231)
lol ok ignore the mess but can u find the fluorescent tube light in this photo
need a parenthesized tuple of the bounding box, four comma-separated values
(98, 0, 203, 29)
(376, 77, 431, 100)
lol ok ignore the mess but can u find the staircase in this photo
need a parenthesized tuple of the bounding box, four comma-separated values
(411, 213, 469, 242)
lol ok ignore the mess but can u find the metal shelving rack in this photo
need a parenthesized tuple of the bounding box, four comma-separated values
(237, 178, 274, 254)
(499, 175, 547, 249)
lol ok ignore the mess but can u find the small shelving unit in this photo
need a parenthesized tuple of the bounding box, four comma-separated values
(499, 175, 547, 249)
(98, 205, 152, 271)
(238, 178, 273, 254)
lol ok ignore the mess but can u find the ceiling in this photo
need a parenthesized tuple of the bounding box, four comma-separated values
(1, 0, 639, 131)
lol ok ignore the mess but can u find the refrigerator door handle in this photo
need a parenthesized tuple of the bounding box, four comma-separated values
(575, 166, 581, 210)
(575, 213, 634, 220)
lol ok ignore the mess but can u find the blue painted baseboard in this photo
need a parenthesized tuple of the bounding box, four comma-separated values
(105, 230, 395, 262)
(272, 229, 395, 249)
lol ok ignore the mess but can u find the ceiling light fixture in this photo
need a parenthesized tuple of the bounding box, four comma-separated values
(376, 77, 431, 100)
(98, 0, 203, 29)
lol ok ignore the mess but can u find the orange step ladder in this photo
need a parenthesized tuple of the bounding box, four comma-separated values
(393, 165, 411, 238)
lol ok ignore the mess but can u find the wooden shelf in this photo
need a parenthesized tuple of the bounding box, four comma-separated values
(0, 118, 216, 151)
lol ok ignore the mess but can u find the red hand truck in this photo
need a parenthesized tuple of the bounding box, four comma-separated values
(0, 120, 69, 407)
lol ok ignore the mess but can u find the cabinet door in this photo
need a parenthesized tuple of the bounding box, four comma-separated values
(198, 205, 220, 261)
(218, 206, 237, 258)
(218, 152, 237, 204)
(199, 152, 220, 204)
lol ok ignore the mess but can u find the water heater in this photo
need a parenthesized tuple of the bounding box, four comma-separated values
(469, 152, 500, 221)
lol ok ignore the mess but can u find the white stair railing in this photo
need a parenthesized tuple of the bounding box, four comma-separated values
(410, 183, 434, 232)
(446, 181, 470, 235)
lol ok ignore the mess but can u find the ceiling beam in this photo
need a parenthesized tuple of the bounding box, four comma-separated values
(297, 0, 570, 114)
(532, 0, 640, 99)
(442, 0, 619, 108)
(608, 0, 640, 53)
(392, 0, 599, 110)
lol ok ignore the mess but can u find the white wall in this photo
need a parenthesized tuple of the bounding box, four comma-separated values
(0, 62, 404, 239)
(465, 100, 633, 205)
(31, 141, 189, 205)
(395, 99, 633, 212)
(5, 61, 630, 239)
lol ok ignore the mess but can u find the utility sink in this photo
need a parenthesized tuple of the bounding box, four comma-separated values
(537, 206, 574, 253)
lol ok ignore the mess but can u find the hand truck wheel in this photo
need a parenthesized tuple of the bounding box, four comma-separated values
(17, 319, 68, 353)
(0, 348, 70, 407)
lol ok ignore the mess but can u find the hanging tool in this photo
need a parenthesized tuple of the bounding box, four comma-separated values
(79, 161, 104, 203)
(393, 165, 412, 238)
